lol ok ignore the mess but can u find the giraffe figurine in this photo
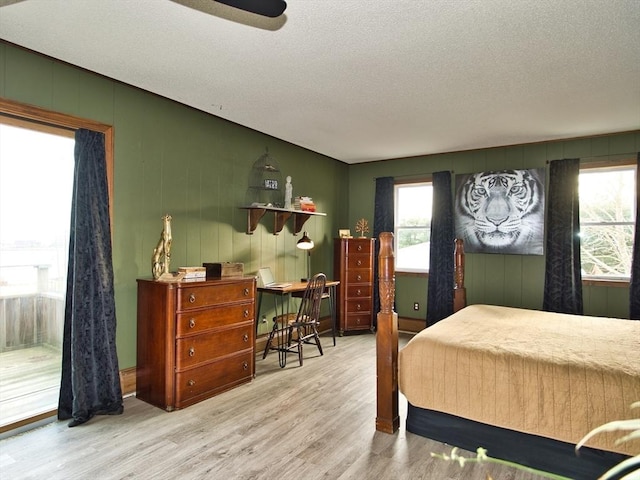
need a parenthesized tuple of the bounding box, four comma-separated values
(152, 214, 172, 280)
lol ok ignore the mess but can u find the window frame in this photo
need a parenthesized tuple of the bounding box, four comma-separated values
(578, 159, 636, 284)
(393, 177, 433, 275)
(0, 98, 114, 432)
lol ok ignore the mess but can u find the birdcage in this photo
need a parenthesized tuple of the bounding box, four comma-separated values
(247, 148, 283, 207)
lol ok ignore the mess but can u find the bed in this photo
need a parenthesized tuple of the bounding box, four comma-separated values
(376, 235, 640, 479)
(399, 304, 640, 478)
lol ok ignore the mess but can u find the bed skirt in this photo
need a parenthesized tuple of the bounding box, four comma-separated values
(406, 403, 629, 480)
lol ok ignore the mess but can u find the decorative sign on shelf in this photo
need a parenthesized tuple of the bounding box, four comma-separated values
(264, 179, 279, 190)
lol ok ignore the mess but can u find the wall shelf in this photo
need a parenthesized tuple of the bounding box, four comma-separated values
(240, 206, 326, 235)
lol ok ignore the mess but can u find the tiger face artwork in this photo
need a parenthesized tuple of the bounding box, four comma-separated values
(454, 168, 545, 254)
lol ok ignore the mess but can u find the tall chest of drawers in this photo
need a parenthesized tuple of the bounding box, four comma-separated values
(334, 237, 375, 334)
(136, 276, 256, 411)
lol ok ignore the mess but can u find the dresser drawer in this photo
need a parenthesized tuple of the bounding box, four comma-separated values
(346, 254, 371, 269)
(178, 281, 253, 311)
(346, 285, 371, 298)
(345, 313, 371, 330)
(345, 239, 372, 254)
(176, 303, 253, 337)
(346, 298, 371, 314)
(346, 269, 372, 284)
(176, 324, 254, 369)
(175, 350, 253, 408)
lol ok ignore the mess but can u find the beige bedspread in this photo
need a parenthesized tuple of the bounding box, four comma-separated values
(398, 304, 640, 455)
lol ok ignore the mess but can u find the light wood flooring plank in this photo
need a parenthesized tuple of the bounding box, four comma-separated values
(0, 333, 548, 479)
(0, 345, 61, 425)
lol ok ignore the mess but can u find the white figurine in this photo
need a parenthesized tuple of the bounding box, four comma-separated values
(284, 176, 293, 209)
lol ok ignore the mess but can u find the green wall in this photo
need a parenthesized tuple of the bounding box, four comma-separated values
(2, 41, 637, 370)
(0, 42, 349, 368)
(348, 133, 639, 320)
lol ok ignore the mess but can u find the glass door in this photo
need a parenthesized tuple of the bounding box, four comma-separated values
(0, 121, 74, 430)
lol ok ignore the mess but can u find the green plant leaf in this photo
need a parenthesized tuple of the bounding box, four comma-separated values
(594, 454, 639, 480)
(576, 419, 640, 452)
(616, 430, 640, 446)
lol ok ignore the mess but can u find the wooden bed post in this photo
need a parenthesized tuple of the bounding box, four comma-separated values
(375, 232, 399, 433)
(453, 238, 467, 312)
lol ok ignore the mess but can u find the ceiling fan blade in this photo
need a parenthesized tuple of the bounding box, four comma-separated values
(215, 0, 287, 18)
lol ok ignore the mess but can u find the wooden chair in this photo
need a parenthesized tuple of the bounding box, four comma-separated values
(263, 273, 326, 367)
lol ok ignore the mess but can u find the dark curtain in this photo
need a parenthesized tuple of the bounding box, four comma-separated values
(373, 177, 395, 328)
(543, 158, 583, 314)
(426, 171, 454, 325)
(630, 153, 640, 320)
(58, 129, 123, 427)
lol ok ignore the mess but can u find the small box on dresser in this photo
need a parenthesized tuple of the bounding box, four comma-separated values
(334, 237, 375, 334)
(136, 276, 256, 411)
(203, 262, 244, 278)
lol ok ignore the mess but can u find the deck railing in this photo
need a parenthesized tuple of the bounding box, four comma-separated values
(0, 265, 65, 352)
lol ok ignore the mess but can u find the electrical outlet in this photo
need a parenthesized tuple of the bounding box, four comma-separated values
(261, 315, 267, 323)
(413, 302, 420, 311)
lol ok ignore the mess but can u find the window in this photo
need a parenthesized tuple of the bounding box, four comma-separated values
(0, 97, 113, 432)
(579, 164, 636, 280)
(394, 181, 433, 273)
(0, 120, 74, 429)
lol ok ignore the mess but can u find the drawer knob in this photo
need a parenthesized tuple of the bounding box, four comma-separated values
(356, 259, 362, 266)
(244, 288, 250, 296)
(356, 304, 362, 311)
(356, 318, 361, 325)
(357, 245, 362, 251)
(187, 379, 196, 386)
(356, 289, 362, 296)
(189, 318, 196, 328)
(243, 334, 249, 342)
(243, 310, 249, 318)
(189, 294, 196, 303)
(243, 362, 248, 371)
(356, 275, 362, 281)
(189, 347, 195, 357)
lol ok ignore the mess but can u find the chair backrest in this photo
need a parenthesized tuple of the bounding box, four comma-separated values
(296, 273, 327, 324)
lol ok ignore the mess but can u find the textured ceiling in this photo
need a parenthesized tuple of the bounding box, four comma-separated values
(1, 0, 639, 164)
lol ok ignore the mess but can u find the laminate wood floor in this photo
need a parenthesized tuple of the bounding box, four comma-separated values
(0, 345, 61, 428)
(0, 333, 548, 480)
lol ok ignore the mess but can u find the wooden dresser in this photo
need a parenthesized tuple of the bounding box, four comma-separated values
(136, 276, 256, 411)
(334, 237, 375, 334)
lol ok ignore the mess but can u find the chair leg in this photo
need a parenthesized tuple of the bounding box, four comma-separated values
(263, 320, 278, 359)
(262, 333, 272, 359)
(313, 326, 323, 356)
(287, 325, 294, 347)
(297, 327, 304, 366)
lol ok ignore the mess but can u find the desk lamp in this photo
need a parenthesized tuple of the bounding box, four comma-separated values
(296, 232, 314, 281)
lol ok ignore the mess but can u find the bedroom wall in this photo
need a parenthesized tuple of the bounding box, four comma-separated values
(0, 42, 350, 369)
(348, 132, 640, 321)
(2, 41, 637, 369)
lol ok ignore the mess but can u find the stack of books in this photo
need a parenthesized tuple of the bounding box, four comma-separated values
(178, 266, 206, 282)
(294, 196, 316, 212)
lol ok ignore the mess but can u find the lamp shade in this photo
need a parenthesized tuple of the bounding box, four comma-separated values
(296, 232, 314, 250)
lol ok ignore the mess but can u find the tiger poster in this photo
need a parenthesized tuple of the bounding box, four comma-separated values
(454, 168, 545, 255)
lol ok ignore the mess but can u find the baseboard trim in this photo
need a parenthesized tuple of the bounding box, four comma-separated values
(119, 367, 137, 396)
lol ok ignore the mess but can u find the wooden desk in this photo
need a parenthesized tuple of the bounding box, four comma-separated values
(257, 280, 340, 351)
